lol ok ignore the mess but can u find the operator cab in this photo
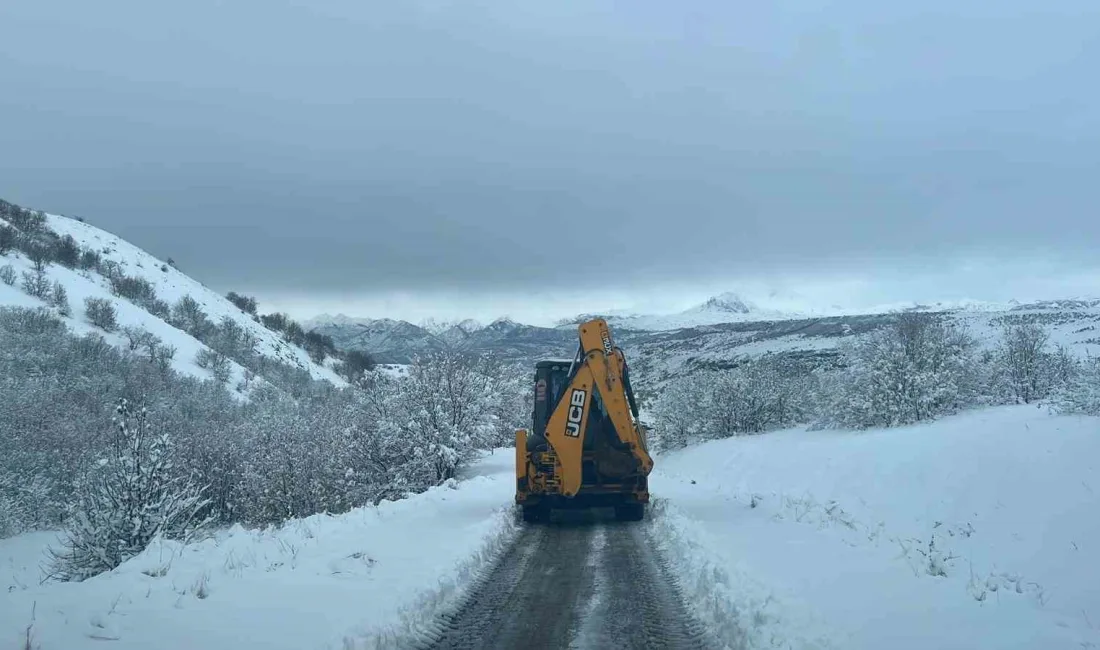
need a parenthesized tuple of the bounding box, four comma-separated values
(531, 359, 573, 440)
(529, 358, 621, 454)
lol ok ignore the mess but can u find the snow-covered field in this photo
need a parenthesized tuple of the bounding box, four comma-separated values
(652, 405, 1100, 649)
(0, 452, 517, 650)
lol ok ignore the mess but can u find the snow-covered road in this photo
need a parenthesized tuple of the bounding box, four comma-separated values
(421, 516, 711, 650)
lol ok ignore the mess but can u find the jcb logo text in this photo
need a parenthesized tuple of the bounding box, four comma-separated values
(565, 389, 586, 437)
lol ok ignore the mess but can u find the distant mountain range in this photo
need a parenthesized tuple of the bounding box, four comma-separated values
(303, 315, 577, 365)
(304, 295, 1100, 390)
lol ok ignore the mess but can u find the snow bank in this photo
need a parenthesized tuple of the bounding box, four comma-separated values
(0, 452, 517, 650)
(651, 406, 1100, 649)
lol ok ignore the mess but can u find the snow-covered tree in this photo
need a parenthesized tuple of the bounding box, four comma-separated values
(46, 399, 210, 581)
(995, 322, 1057, 404)
(651, 372, 710, 450)
(393, 351, 504, 484)
(825, 313, 979, 429)
(0, 264, 15, 286)
(1057, 357, 1100, 416)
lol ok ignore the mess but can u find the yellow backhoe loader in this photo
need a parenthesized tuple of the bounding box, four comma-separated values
(515, 318, 653, 522)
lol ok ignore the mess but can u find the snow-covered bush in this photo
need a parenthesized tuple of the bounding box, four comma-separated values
(171, 295, 214, 340)
(1057, 358, 1100, 416)
(0, 199, 47, 232)
(51, 280, 70, 316)
(123, 325, 157, 352)
(389, 351, 510, 485)
(208, 315, 258, 360)
(0, 224, 16, 254)
(195, 348, 232, 382)
(824, 313, 979, 429)
(0, 305, 64, 334)
(46, 399, 210, 581)
(0, 473, 61, 537)
(226, 291, 258, 315)
(337, 349, 376, 383)
(0, 263, 16, 286)
(79, 247, 101, 271)
(84, 296, 118, 331)
(0, 304, 531, 534)
(651, 372, 710, 450)
(51, 233, 80, 269)
(20, 268, 51, 299)
(303, 330, 337, 363)
(109, 273, 157, 304)
(652, 357, 818, 448)
(259, 311, 291, 332)
(283, 319, 306, 346)
(994, 322, 1064, 404)
(150, 342, 177, 373)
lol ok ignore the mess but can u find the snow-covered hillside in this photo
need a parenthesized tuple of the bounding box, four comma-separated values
(957, 300, 1100, 355)
(652, 406, 1100, 649)
(0, 212, 344, 390)
(624, 299, 1100, 388)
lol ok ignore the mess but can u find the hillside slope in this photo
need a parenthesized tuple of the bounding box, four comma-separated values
(0, 206, 344, 391)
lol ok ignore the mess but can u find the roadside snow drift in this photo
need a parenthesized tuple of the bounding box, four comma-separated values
(650, 405, 1100, 650)
(0, 453, 516, 650)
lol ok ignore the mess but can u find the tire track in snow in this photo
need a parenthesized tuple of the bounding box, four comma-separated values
(573, 521, 714, 650)
(424, 520, 595, 649)
(414, 511, 717, 650)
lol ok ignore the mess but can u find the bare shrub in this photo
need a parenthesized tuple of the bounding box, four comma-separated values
(84, 297, 118, 332)
(21, 270, 52, 300)
(195, 348, 232, 382)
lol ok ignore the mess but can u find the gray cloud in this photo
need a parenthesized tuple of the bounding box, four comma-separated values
(2, 0, 1099, 311)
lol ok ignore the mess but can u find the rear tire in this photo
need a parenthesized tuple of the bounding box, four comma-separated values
(614, 503, 645, 521)
(522, 505, 546, 523)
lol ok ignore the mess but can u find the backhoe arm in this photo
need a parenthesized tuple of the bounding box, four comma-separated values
(544, 319, 654, 497)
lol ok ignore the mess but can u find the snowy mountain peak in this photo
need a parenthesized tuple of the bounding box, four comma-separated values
(488, 316, 520, 330)
(303, 313, 375, 329)
(694, 292, 755, 315)
(419, 317, 483, 336)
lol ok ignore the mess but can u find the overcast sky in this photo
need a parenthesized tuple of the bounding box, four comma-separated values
(2, 1, 1099, 324)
